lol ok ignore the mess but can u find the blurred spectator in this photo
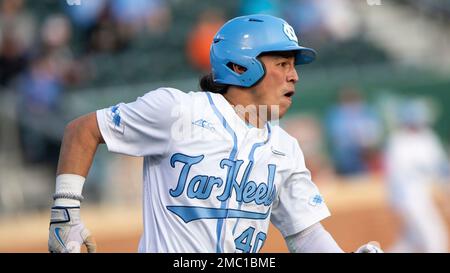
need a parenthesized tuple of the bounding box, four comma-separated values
(0, 29, 28, 87)
(86, 5, 127, 54)
(41, 14, 71, 51)
(314, 0, 359, 41)
(63, 0, 106, 52)
(40, 14, 88, 86)
(385, 98, 449, 252)
(282, 0, 359, 47)
(239, 0, 281, 16)
(282, 0, 327, 45)
(325, 86, 383, 176)
(283, 115, 333, 182)
(186, 9, 224, 72)
(84, 0, 172, 55)
(0, 0, 35, 87)
(15, 53, 63, 167)
(110, 0, 171, 37)
(13, 13, 90, 168)
(64, 0, 106, 30)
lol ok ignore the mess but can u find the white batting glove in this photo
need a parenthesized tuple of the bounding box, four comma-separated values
(355, 241, 384, 253)
(48, 207, 97, 253)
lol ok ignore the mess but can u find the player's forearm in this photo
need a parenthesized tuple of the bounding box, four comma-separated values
(57, 112, 104, 177)
(285, 223, 344, 253)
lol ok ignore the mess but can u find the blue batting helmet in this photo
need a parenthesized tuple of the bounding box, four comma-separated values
(210, 14, 316, 88)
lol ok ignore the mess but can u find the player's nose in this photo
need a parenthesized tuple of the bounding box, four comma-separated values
(287, 67, 299, 84)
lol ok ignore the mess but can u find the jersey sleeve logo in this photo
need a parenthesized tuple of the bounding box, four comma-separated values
(109, 105, 125, 134)
(309, 194, 324, 206)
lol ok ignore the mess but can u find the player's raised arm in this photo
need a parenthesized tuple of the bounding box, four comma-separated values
(48, 112, 102, 253)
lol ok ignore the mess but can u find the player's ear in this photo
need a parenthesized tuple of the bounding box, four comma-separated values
(231, 63, 247, 75)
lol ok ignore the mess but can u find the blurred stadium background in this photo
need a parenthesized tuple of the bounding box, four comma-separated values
(0, 0, 449, 252)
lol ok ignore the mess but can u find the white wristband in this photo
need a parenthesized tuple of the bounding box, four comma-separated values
(54, 174, 86, 207)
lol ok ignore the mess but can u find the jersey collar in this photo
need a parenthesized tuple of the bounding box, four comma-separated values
(207, 92, 270, 142)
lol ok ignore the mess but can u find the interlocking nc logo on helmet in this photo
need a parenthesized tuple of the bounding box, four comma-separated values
(283, 23, 298, 43)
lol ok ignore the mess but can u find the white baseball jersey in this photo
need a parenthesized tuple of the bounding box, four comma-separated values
(96, 87, 330, 253)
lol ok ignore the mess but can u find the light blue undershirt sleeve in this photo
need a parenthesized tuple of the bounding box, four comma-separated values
(285, 223, 344, 253)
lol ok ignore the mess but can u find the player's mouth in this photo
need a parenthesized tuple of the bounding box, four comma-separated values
(283, 91, 295, 99)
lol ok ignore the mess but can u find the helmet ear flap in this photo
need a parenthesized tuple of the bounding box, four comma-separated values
(232, 58, 266, 88)
(227, 62, 247, 74)
(225, 58, 266, 88)
(248, 57, 266, 87)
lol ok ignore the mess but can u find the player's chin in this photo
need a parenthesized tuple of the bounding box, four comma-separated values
(279, 101, 291, 116)
(273, 104, 289, 120)
(278, 109, 288, 119)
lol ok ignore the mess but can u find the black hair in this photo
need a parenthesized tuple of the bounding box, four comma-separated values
(199, 73, 228, 94)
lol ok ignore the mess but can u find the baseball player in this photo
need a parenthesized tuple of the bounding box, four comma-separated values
(48, 14, 382, 253)
(385, 99, 449, 252)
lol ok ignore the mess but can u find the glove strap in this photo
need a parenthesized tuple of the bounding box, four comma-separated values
(50, 207, 80, 225)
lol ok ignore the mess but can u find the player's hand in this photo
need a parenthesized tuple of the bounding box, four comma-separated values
(355, 241, 384, 253)
(48, 207, 97, 253)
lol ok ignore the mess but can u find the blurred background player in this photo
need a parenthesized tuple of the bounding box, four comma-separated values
(325, 86, 383, 177)
(385, 98, 450, 252)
